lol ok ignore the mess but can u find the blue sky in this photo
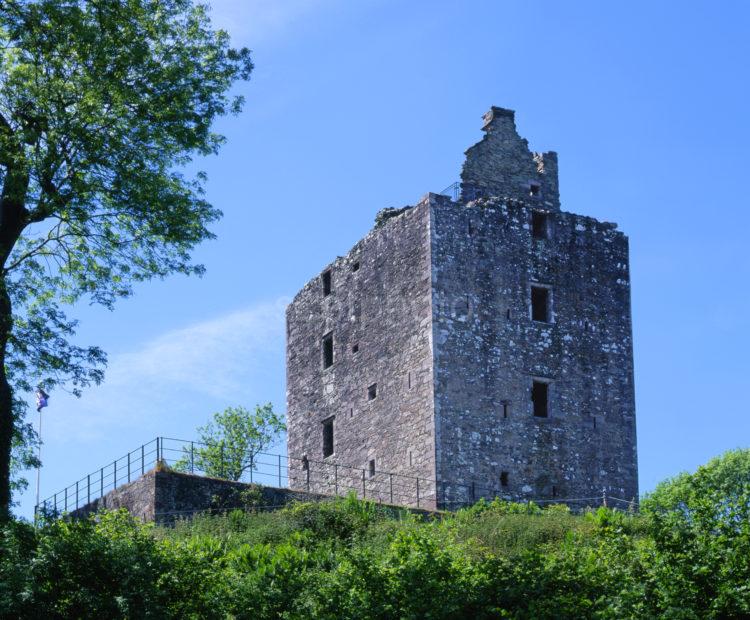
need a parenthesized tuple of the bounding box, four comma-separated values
(16, 0, 750, 517)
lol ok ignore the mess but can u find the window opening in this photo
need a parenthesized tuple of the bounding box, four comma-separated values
(322, 417, 334, 457)
(500, 471, 509, 487)
(531, 286, 551, 322)
(368, 383, 377, 400)
(531, 211, 548, 239)
(368, 459, 376, 478)
(322, 332, 334, 368)
(532, 381, 549, 418)
(322, 270, 332, 296)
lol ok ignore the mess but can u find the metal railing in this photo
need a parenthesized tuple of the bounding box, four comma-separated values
(36, 436, 637, 517)
(438, 181, 461, 202)
(36, 438, 159, 516)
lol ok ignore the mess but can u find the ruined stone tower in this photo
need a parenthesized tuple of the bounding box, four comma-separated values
(286, 107, 638, 508)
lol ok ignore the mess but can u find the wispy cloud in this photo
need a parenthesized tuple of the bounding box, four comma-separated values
(206, 0, 335, 46)
(44, 298, 288, 445)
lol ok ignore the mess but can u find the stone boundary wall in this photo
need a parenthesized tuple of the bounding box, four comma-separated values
(71, 469, 436, 523)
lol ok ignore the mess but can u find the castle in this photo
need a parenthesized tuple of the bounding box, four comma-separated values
(286, 107, 638, 508)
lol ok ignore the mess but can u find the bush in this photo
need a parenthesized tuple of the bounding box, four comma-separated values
(2, 450, 750, 618)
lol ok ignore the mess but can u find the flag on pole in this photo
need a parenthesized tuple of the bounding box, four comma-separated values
(35, 388, 49, 413)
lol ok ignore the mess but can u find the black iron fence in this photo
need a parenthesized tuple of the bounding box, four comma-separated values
(439, 181, 461, 202)
(36, 436, 637, 516)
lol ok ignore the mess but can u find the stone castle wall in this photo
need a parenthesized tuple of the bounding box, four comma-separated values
(430, 194, 637, 504)
(286, 202, 438, 505)
(286, 106, 638, 508)
(461, 107, 560, 210)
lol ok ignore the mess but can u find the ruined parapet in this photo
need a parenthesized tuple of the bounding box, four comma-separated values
(460, 106, 560, 210)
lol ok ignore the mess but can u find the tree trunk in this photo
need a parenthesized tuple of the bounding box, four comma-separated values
(0, 278, 15, 520)
(0, 166, 30, 520)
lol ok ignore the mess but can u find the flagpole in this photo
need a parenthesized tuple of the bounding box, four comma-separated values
(35, 405, 42, 513)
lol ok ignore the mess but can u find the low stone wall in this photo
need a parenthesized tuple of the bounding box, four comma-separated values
(72, 469, 429, 523)
(71, 472, 156, 521)
(152, 470, 331, 522)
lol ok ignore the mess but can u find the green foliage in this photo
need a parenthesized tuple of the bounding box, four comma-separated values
(0, 0, 253, 511)
(173, 404, 285, 481)
(2, 450, 750, 618)
(640, 448, 750, 618)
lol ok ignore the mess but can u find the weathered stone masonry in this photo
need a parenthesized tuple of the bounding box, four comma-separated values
(286, 106, 638, 508)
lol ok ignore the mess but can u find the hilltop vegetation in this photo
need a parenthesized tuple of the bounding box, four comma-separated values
(1, 449, 749, 619)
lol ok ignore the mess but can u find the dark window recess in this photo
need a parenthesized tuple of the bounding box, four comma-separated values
(368, 459, 376, 478)
(322, 418, 334, 457)
(368, 383, 377, 400)
(531, 211, 548, 239)
(350, 408, 354, 418)
(532, 381, 549, 418)
(352, 261, 360, 272)
(552, 485, 558, 498)
(502, 402, 510, 419)
(352, 343, 359, 354)
(322, 333, 334, 368)
(529, 182, 541, 197)
(500, 471, 509, 487)
(407, 371, 412, 389)
(409, 451, 413, 466)
(531, 286, 551, 322)
(322, 270, 332, 296)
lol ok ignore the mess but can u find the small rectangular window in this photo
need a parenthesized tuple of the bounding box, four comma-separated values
(352, 343, 359, 354)
(531, 211, 548, 239)
(322, 270, 332, 296)
(502, 402, 510, 419)
(368, 459, 376, 478)
(531, 285, 551, 322)
(322, 332, 334, 368)
(529, 182, 541, 197)
(322, 417, 334, 457)
(532, 380, 549, 418)
(367, 383, 377, 400)
(352, 261, 360, 272)
(500, 471, 509, 487)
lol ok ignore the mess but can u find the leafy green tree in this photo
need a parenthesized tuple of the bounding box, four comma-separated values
(0, 0, 252, 517)
(176, 404, 285, 481)
(641, 448, 750, 617)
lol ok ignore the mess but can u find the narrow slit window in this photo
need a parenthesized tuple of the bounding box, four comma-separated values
(322, 417, 334, 457)
(531, 211, 548, 239)
(500, 471, 509, 487)
(322, 270, 332, 296)
(531, 286, 551, 322)
(367, 383, 377, 401)
(552, 485, 558, 498)
(502, 402, 510, 419)
(532, 380, 549, 418)
(368, 459, 376, 478)
(322, 333, 334, 368)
